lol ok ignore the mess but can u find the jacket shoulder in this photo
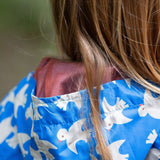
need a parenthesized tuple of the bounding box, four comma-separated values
(0, 72, 36, 159)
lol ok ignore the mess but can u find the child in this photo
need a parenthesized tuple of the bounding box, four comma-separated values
(0, 0, 160, 159)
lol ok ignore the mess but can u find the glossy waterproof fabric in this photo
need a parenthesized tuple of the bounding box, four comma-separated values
(0, 72, 160, 160)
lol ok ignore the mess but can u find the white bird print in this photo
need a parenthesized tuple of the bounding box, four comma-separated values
(103, 116, 114, 131)
(26, 72, 33, 81)
(32, 132, 57, 159)
(0, 87, 15, 114)
(146, 129, 158, 144)
(14, 84, 29, 118)
(6, 132, 30, 157)
(54, 93, 82, 111)
(100, 85, 104, 90)
(57, 119, 90, 154)
(138, 89, 160, 119)
(124, 79, 131, 88)
(102, 97, 132, 131)
(6, 127, 17, 149)
(30, 147, 42, 160)
(0, 116, 16, 144)
(108, 140, 129, 160)
(112, 79, 131, 88)
(31, 95, 48, 120)
(18, 133, 30, 156)
(25, 103, 33, 120)
(112, 80, 116, 84)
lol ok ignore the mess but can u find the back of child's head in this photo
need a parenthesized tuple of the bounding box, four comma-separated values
(50, 1, 160, 159)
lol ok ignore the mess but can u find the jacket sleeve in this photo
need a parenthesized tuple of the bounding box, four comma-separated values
(0, 72, 36, 160)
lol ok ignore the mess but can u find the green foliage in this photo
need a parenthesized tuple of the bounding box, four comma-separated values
(0, 0, 53, 35)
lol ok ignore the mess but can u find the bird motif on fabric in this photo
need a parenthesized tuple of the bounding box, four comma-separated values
(18, 133, 30, 156)
(124, 79, 131, 88)
(112, 79, 131, 88)
(6, 127, 17, 149)
(6, 132, 30, 157)
(112, 80, 116, 84)
(138, 89, 160, 119)
(146, 129, 158, 144)
(102, 97, 132, 131)
(25, 102, 33, 120)
(30, 147, 42, 160)
(26, 72, 33, 81)
(0, 87, 15, 114)
(31, 131, 57, 160)
(14, 84, 29, 118)
(57, 119, 90, 154)
(100, 85, 104, 90)
(31, 95, 48, 120)
(54, 93, 82, 111)
(95, 140, 129, 160)
(0, 116, 16, 144)
(108, 140, 129, 160)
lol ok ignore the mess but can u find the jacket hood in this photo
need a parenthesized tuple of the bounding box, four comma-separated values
(33, 57, 123, 98)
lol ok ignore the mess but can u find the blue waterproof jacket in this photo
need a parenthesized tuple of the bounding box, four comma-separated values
(0, 72, 160, 160)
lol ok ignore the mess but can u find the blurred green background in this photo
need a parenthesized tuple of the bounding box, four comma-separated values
(0, 0, 58, 99)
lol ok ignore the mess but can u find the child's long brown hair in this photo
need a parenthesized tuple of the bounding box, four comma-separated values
(50, 0, 160, 159)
